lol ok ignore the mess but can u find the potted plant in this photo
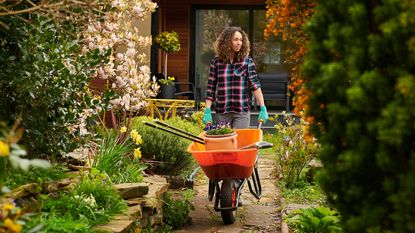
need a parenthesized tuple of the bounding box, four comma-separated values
(154, 31, 180, 99)
(158, 76, 176, 99)
(154, 30, 180, 86)
(204, 121, 237, 151)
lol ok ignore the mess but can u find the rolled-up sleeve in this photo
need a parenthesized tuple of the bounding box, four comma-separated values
(247, 57, 261, 90)
(205, 58, 218, 101)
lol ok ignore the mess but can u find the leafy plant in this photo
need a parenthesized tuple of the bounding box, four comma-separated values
(286, 206, 342, 233)
(24, 213, 92, 233)
(159, 76, 175, 86)
(162, 190, 194, 229)
(40, 173, 127, 227)
(205, 121, 234, 136)
(93, 129, 146, 184)
(2, 164, 69, 190)
(131, 116, 202, 176)
(268, 113, 319, 188)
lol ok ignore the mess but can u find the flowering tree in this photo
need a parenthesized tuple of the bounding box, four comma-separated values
(264, 0, 316, 116)
(82, 0, 159, 113)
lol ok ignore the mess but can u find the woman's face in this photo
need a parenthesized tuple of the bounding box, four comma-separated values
(231, 31, 243, 53)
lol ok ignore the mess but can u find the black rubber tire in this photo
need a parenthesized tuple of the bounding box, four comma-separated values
(220, 179, 236, 224)
(208, 180, 215, 201)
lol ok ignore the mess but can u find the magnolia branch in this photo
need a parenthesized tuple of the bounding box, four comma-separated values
(0, 0, 107, 16)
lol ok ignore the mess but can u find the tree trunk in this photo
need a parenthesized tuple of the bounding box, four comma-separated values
(164, 52, 168, 78)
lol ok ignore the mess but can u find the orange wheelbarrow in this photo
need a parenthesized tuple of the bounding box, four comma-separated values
(144, 120, 273, 225)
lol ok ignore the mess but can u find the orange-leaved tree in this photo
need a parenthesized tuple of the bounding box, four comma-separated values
(264, 0, 316, 118)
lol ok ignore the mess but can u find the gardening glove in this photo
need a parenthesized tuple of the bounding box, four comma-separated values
(203, 107, 213, 125)
(258, 106, 269, 123)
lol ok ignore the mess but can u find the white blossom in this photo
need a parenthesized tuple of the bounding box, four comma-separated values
(81, 0, 158, 112)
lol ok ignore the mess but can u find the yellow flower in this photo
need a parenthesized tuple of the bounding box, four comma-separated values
(2, 203, 15, 211)
(168, 76, 175, 81)
(134, 148, 142, 159)
(120, 126, 127, 133)
(4, 218, 22, 233)
(0, 140, 10, 157)
(130, 130, 143, 145)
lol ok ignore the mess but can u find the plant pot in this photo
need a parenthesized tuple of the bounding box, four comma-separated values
(159, 84, 175, 99)
(204, 132, 238, 151)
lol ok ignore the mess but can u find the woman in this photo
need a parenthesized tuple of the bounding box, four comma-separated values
(203, 26, 268, 128)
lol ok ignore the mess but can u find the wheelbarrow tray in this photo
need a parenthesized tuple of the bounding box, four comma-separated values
(187, 129, 263, 179)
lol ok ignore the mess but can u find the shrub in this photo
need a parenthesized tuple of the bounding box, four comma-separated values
(267, 113, 319, 188)
(131, 116, 202, 176)
(303, 0, 415, 231)
(0, 15, 107, 158)
(154, 31, 181, 53)
(162, 190, 194, 229)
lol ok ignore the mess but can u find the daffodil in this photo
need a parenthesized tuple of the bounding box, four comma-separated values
(120, 126, 127, 133)
(2, 203, 15, 211)
(4, 218, 22, 233)
(0, 140, 10, 157)
(134, 147, 142, 159)
(130, 130, 143, 145)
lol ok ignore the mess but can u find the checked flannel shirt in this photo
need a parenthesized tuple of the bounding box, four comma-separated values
(205, 56, 261, 114)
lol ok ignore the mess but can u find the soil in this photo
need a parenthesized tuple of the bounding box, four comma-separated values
(173, 153, 282, 233)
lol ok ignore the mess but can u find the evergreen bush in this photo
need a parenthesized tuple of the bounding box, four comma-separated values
(0, 16, 107, 158)
(131, 116, 203, 176)
(303, 1, 415, 232)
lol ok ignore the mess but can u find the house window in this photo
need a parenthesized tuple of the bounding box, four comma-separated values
(192, 7, 289, 102)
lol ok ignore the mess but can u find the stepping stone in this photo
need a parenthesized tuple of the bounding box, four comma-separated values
(114, 183, 149, 199)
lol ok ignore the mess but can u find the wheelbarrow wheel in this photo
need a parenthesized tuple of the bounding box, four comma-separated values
(220, 179, 236, 224)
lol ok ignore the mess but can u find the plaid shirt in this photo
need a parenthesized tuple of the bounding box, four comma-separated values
(205, 56, 261, 113)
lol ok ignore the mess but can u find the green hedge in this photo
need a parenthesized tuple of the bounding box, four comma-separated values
(304, 1, 415, 232)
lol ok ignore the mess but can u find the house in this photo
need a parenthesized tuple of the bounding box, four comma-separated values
(151, 0, 291, 110)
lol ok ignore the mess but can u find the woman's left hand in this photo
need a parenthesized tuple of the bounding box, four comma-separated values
(258, 106, 269, 123)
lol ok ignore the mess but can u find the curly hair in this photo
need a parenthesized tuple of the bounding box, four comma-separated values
(214, 27, 250, 63)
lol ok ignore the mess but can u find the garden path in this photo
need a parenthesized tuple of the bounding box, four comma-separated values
(173, 153, 282, 233)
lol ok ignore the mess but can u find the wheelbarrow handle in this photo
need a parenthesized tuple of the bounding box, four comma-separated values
(258, 120, 263, 129)
(144, 121, 205, 144)
(238, 141, 274, 150)
(154, 120, 205, 142)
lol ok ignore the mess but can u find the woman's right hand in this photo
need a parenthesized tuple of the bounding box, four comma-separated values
(203, 107, 213, 124)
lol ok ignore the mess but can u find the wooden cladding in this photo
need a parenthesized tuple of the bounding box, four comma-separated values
(154, 0, 265, 83)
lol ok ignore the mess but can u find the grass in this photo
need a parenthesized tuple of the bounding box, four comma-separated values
(279, 180, 327, 206)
